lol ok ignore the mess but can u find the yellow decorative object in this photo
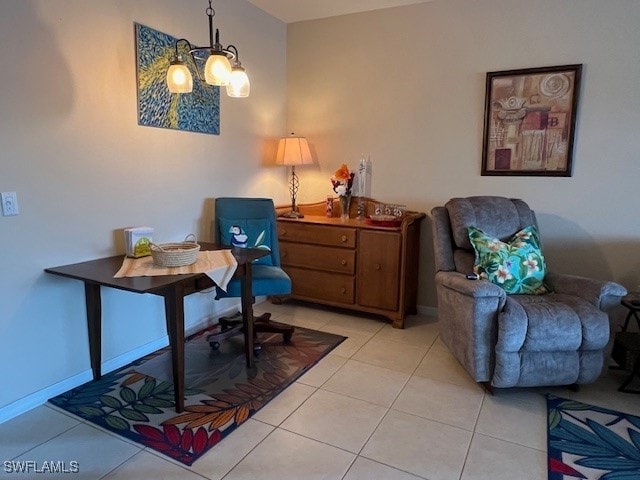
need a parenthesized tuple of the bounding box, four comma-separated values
(124, 227, 154, 258)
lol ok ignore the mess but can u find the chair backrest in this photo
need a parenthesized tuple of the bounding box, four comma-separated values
(432, 196, 537, 274)
(214, 197, 281, 267)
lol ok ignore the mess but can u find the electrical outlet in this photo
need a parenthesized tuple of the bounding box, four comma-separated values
(1, 192, 19, 216)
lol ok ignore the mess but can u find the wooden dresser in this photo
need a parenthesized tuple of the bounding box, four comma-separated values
(275, 199, 425, 328)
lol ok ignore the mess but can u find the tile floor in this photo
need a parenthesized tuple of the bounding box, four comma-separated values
(1, 302, 639, 480)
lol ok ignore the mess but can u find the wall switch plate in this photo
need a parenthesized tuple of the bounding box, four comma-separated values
(1, 192, 19, 216)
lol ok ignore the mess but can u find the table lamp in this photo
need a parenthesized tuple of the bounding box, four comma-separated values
(275, 133, 313, 218)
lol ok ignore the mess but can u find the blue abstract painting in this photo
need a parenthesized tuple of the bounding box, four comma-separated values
(135, 23, 220, 135)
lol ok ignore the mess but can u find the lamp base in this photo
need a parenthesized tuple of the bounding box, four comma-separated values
(282, 210, 304, 219)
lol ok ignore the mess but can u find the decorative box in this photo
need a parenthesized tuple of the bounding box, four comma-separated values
(124, 227, 154, 258)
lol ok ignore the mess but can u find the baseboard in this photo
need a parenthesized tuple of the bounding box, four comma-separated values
(0, 335, 169, 425)
(0, 370, 94, 425)
(0, 304, 241, 425)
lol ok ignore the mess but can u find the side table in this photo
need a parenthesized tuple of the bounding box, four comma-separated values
(45, 244, 267, 412)
(611, 293, 640, 393)
(621, 292, 640, 332)
(611, 332, 640, 393)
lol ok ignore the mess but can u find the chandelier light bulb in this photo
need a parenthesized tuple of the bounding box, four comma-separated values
(205, 53, 232, 86)
(227, 66, 250, 98)
(166, 57, 193, 93)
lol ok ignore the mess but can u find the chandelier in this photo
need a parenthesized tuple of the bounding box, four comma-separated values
(166, 0, 250, 98)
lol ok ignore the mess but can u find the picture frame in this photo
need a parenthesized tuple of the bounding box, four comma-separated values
(481, 64, 582, 176)
(134, 23, 220, 135)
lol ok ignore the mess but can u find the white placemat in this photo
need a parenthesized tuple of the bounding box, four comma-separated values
(114, 250, 238, 291)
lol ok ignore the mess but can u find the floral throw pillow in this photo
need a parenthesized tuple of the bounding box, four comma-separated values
(468, 225, 548, 295)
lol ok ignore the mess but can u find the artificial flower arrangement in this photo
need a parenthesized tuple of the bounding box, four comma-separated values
(331, 164, 355, 197)
(330, 164, 356, 218)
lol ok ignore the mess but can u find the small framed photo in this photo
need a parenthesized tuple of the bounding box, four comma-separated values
(481, 64, 582, 176)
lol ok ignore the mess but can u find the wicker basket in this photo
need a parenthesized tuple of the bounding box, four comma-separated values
(150, 234, 200, 267)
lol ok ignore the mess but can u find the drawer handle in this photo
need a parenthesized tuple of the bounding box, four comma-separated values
(282, 252, 288, 258)
(341, 287, 347, 294)
(374, 263, 381, 270)
(341, 235, 348, 242)
(281, 229, 287, 236)
(340, 259, 347, 266)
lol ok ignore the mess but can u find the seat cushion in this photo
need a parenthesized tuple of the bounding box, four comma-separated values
(492, 293, 610, 387)
(498, 293, 610, 352)
(219, 265, 291, 298)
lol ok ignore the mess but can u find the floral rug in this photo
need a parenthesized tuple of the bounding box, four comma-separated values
(49, 325, 345, 466)
(547, 395, 640, 479)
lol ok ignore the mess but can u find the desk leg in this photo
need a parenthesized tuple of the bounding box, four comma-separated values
(163, 284, 186, 413)
(84, 283, 102, 380)
(240, 262, 255, 369)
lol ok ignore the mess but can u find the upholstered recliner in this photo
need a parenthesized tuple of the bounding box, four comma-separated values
(431, 196, 627, 389)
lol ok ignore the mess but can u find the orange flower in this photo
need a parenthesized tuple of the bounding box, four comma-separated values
(333, 164, 351, 182)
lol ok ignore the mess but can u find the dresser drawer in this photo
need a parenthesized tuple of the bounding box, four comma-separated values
(284, 267, 355, 304)
(278, 222, 356, 248)
(280, 242, 355, 274)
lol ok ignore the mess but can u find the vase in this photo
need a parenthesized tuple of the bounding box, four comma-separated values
(339, 195, 351, 219)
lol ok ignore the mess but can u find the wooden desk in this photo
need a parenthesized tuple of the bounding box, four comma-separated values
(45, 243, 267, 412)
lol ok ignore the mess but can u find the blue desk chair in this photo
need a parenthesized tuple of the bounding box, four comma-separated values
(207, 197, 294, 351)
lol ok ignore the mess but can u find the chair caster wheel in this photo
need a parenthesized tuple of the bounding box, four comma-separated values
(209, 341, 220, 350)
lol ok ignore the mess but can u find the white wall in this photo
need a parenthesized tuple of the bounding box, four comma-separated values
(0, 0, 288, 419)
(286, 0, 640, 308)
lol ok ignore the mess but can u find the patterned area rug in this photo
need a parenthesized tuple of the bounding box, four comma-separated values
(49, 325, 345, 466)
(547, 395, 640, 479)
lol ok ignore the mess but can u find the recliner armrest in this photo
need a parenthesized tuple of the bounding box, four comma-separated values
(545, 271, 627, 311)
(434, 270, 507, 382)
(435, 271, 507, 300)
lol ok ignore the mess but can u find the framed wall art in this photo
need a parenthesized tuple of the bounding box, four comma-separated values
(135, 23, 220, 135)
(481, 64, 582, 176)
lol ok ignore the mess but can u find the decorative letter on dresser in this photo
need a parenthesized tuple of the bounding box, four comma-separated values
(275, 199, 425, 328)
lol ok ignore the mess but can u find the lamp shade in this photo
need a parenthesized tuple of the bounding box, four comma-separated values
(204, 53, 232, 86)
(227, 66, 250, 98)
(166, 57, 193, 93)
(275, 134, 313, 166)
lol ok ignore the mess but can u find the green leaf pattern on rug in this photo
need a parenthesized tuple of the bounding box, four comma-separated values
(48, 326, 346, 466)
(57, 374, 201, 432)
